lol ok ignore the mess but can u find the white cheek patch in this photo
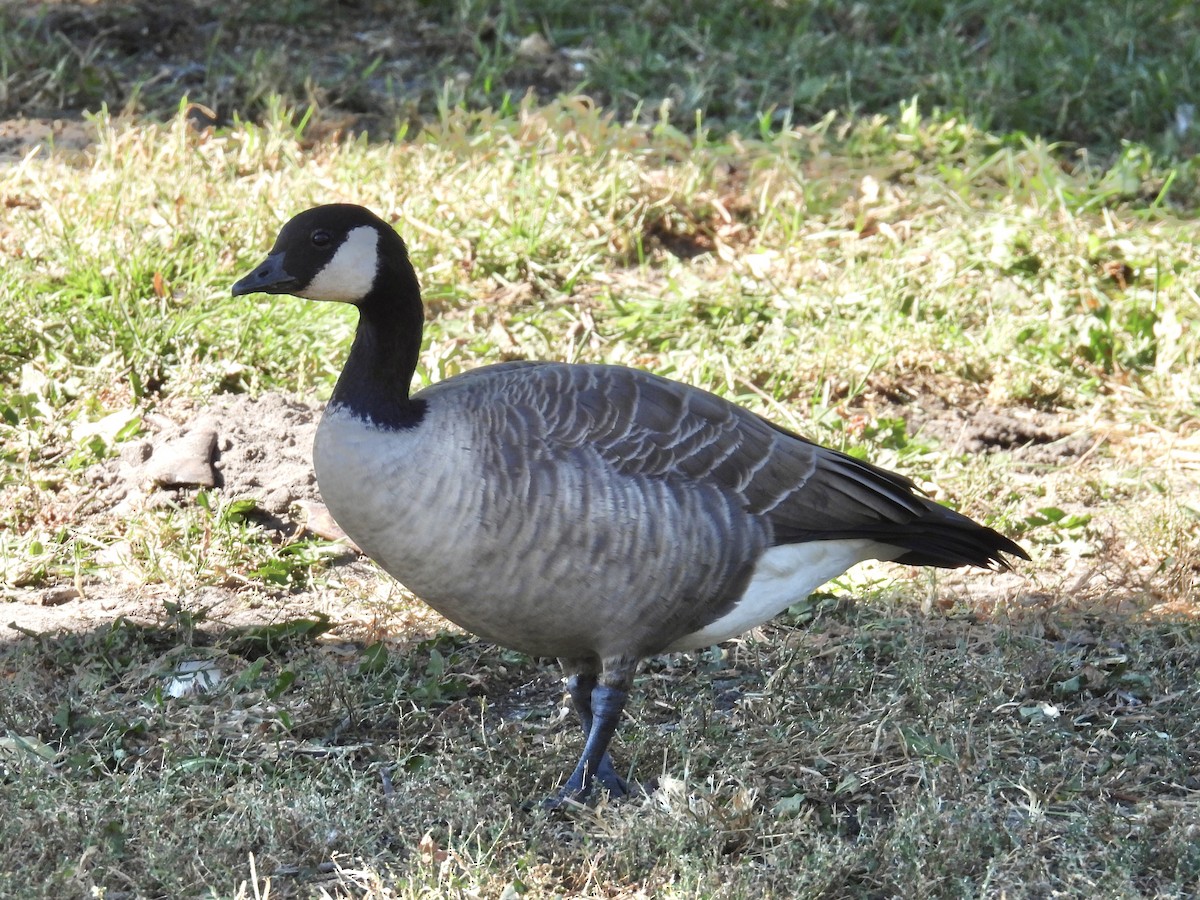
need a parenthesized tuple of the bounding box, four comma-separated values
(303, 226, 380, 302)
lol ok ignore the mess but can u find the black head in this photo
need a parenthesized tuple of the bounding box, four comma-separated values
(232, 204, 411, 304)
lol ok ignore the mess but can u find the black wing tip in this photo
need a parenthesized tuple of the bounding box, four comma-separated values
(990, 533, 1033, 570)
(1000, 537, 1032, 564)
(891, 527, 1030, 571)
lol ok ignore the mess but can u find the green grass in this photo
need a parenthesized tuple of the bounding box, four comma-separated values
(2, 0, 1199, 158)
(1, 2, 1199, 896)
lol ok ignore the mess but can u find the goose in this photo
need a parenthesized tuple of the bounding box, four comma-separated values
(232, 203, 1028, 804)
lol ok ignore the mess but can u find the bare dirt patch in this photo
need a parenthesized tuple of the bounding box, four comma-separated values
(0, 116, 94, 160)
(103, 391, 326, 517)
(2, 391, 435, 639)
(903, 400, 1095, 463)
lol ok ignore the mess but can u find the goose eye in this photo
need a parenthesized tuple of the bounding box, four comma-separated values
(311, 229, 332, 247)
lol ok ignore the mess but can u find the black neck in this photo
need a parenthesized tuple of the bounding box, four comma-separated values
(328, 259, 428, 429)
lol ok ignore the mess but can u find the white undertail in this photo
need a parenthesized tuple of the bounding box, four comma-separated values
(666, 539, 900, 650)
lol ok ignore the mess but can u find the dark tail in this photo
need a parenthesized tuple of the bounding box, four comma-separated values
(770, 433, 1029, 571)
(881, 499, 1028, 570)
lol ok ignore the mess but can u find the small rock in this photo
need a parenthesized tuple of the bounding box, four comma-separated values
(41, 586, 80, 606)
(120, 439, 153, 468)
(143, 425, 218, 488)
(296, 499, 361, 552)
(516, 32, 554, 60)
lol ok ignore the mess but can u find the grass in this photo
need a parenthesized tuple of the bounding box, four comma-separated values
(0, 1, 1199, 897)
(2, 1, 1199, 158)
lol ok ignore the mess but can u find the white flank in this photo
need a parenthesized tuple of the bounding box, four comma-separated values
(303, 226, 380, 302)
(666, 539, 901, 651)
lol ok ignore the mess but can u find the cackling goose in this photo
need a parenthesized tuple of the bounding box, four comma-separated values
(232, 204, 1028, 804)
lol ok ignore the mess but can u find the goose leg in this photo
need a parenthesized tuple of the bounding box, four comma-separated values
(559, 682, 628, 801)
(553, 659, 634, 804)
(565, 674, 627, 796)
